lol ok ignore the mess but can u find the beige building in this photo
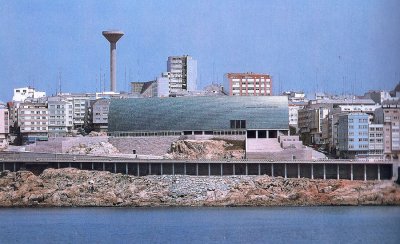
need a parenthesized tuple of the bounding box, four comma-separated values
(224, 73, 272, 96)
(18, 102, 48, 143)
(381, 100, 400, 159)
(369, 124, 384, 158)
(298, 107, 329, 146)
(91, 98, 110, 132)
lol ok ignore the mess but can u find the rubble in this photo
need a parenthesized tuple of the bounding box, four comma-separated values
(0, 168, 399, 207)
(66, 141, 119, 155)
(165, 140, 245, 160)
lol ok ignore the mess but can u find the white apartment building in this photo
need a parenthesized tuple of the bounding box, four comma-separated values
(157, 73, 174, 97)
(166, 55, 197, 94)
(18, 102, 48, 143)
(58, 93, 94, 129)
(369, 124, 384, 158)
(288, 102, 307, 131)
(0, 105, 9, 142)
(12, 87, 46, 102)
(47, 97, 73, 137)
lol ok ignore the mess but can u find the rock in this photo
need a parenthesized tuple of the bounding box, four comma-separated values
(0, 170, 10, 177)
(165, 140, 245, 160)
(0, 168, 399, 207)
(66, 142, 119, 155)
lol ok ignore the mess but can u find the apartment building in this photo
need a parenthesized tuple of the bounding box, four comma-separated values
(130, 79, 168, 98)
(337, 113, 370, 158)
(18, 102, 48, 143)
(47, 97, 73, 137)
(380, 100, 400, 159)
(57, 93, 94, 129)
(12, 87, 46, 102)
(298, 107, 329, 145)
(91, 98, 110, 132)
(224, 72, 272, 96)
(167, 55, 197, 94)
(0, 104, 9, 142)
(369, 124, 384, 158)
(321, 104, 381, 154)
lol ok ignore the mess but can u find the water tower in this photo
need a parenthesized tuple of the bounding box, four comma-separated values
(102, 30, 124, 92)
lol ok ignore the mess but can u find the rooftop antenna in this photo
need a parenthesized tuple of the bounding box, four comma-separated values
(315, 68, 319, 94)
(102, 30, 124, 92)
(103, 73, 106, 93)
(99, 66, 102, 93)
(136, 59, 140, 82)
(124, 65, 127, 92)
(95, 74, 98, 93)
(212, 61, 215, 83)
(129, 68, 132, 93)
(278, 73, 282, 95)
(58, 71, 62, 95)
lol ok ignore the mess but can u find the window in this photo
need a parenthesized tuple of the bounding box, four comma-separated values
(230, 120, 246, 129)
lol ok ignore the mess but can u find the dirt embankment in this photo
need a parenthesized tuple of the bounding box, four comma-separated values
(0, 168, 399, 207)
(164, 139, 245, 160)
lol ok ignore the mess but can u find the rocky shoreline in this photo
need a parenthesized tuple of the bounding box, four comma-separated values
(0, 168, 399, 207)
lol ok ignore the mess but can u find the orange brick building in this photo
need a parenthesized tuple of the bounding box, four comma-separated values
(224, 72, 272, 96)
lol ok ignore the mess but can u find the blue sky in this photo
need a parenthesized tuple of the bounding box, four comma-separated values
(0, 0, 399, 101)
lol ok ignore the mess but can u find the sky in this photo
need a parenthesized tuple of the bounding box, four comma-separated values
(0, 0, 399, 101)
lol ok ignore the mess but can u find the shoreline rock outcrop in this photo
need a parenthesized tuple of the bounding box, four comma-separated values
(0, 168, 399, 207)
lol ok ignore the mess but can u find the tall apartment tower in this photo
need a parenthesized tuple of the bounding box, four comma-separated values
(381, 100, 400, 159)
(0, 104, 9, 143)
(224, 72, 272, 96)
(167, 55, 197, 94)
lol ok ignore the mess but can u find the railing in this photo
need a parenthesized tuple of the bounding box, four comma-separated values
(0, 152, 395, 164)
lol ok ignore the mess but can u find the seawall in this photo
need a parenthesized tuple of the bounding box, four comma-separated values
(0, 168, 399, 207)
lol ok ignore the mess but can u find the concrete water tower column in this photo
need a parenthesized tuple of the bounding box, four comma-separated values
(102, 30, 124, 92)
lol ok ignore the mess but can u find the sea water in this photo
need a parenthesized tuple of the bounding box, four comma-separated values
(0, 206, 399, 244)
